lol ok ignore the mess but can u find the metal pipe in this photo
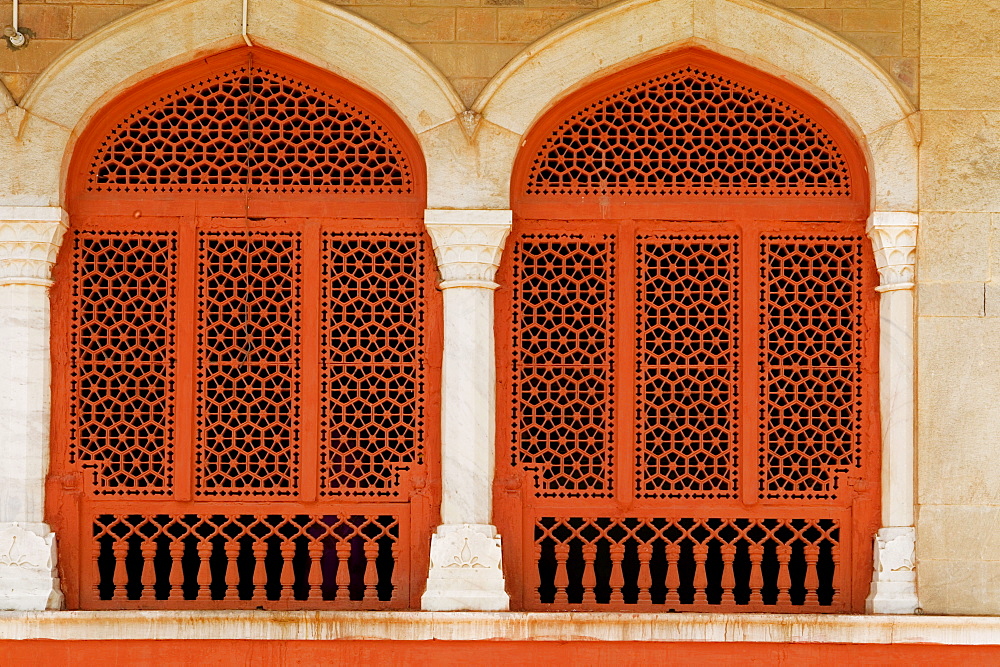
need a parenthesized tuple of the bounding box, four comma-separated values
(9, 0, 26, 47)
(241, 0, 252, 47)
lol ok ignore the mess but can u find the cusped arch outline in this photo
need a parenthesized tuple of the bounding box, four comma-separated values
(474, 0, 918, 214)
(15, 0, 466, 206)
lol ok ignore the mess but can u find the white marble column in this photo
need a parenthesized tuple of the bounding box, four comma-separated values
(421, 209, 512, 611)
(0, 205, 67, 611)
(865, 211, 919, 614)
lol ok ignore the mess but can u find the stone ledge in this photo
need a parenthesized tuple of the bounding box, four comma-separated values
(0, 612, 998, 644)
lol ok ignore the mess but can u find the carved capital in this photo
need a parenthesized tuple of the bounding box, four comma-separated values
(867, 212, 917, 291)
(0, 207, 69, 287)
(425, 210, 512, 288)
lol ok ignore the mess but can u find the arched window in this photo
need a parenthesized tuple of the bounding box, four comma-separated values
(48, 48, 440, 610)
(495, 49, 879, 612)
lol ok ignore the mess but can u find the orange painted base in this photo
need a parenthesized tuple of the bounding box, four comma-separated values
(2, 640, 998, 666)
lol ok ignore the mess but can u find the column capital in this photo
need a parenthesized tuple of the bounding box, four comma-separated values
(424, 209, 512, 289)
(867, 211, 917, 292)
(0, 207, 69, 287)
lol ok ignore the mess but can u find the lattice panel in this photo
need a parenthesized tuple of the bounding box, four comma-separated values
(759, 237, 864, 499)
(525, 66, 851, 198)
(320, 233, 426, 496)
(196, 232, 302, 495)
(510, 236, 616, 497)
(88, 65, 414, 195)
(69, 232, 177, 493)
(90, 513, 400, 607)
(635, 236, 740, 498)
(533, 516, 841, 611)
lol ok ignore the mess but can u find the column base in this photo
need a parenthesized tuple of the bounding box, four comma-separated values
(0, 522, 63, 610)
(866, 526, 918, 614)
(421, 524, 510, 611)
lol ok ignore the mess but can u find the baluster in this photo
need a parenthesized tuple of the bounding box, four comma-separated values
(112, 540, 129, 600)
(664, 542, 681, 606)
(196, 540, 213, 601)
(252, 542, 268, 602)
(581, 543, 597, 604)
(224, 542, 241, 602)
(748, 544, 764, 605)
(636, 543, 653, 605)
(776, 544, 792, 606)
(804, 544, 820, 606)
(389, 542, 399, 602)
(140, 540, 157, 601)
(363, 541, 379, 602)
(307, 540, 324, 601)
(692, 543, 708, 605)
(553, 543, 570, 605)
(609, 543, 625, 605)
(720, 544, 736, 606)
(168, 542, 185, 599)
(280, 542, 296, 601)
(830, 541, 842, 604)
(335, 542, 352, 602)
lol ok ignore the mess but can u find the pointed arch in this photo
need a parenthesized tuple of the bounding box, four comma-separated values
(14, 0, 465, 207)
(474, 0, 917, 213)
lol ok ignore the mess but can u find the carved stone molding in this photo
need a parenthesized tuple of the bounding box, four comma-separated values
(0, 522, 63, 610)
(421, 524, 510, 611)
(0, 207, 68, 287)
(867, 212, 917, 291)
(425, 209, 512, 288)
(866, 526, 918, 614)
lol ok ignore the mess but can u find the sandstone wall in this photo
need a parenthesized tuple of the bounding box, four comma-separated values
(0, 0, 917, 105)
(916, 0, 1000, 615)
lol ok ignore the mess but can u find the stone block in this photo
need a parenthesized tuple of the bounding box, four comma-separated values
(497, 8, 588, 44)
(15, 5, 72, 40)
(918, 282, 985, 318)
(795, 9, 843, 31)
(421, 524, 510, 611)
(920, 111, 1000, 213)
(71, 5, 141, 39)
(842, 9, 901, 33)
(918, 211, 990, 282)
(922, 0, 1000, 56)
(840, 31, 902, 57)
(919, 505, 1000, 561)
(350, 7, 456, 42)
(917, 317, 1000, 505)
(413, 43, 523, 79)
(457, 8, 498, 42)
(922, 58, 1000, 110)
(0, 39, 73, 77)
(919, 558, 1000, 615)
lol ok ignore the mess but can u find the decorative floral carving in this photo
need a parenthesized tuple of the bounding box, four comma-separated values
(443, 537, 488, 568)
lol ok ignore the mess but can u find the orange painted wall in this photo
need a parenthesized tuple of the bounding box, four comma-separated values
(2, 641, 999, 666)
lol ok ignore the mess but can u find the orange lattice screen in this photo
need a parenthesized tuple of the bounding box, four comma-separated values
(49, 48, 438, 610)
(497, 49, 878, 613)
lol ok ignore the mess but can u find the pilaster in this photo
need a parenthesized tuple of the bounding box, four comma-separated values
(421, 209, 512, 611)
(0, 205, 67, 611)
(865, 211, 918, 615)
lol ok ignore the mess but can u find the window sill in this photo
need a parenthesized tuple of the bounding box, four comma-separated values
(0, 610, 996, 644)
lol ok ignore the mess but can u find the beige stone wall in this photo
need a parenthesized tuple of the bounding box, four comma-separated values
(916, 0, 1000, 615)
(0, 0, 917, 105)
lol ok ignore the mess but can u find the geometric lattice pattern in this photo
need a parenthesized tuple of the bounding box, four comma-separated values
(69, 232, 178, 493)
(196, 232, 303, 495)
(320, 233, 427, 496)
(87, 65, 414, 195)
(532, 516, 843, 612)
(635, 236, 740, 498)
(509, 236, 617, 497)
(90, 513, 401, 608)
(526, 66, 852, 198)
(759, 237, 865, 499)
